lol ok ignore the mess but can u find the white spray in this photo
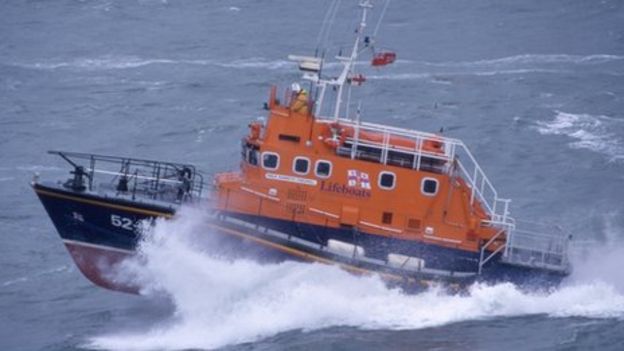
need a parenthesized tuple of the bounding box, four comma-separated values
(88, 208, 624, 351)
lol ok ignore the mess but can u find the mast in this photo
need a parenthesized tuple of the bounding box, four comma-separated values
(332, 0, 372, 120)
(289, 0, 374, 120)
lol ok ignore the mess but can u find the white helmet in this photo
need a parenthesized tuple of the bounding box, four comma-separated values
(291, 82, 301, 92)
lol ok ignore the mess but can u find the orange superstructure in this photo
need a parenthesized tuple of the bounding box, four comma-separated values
(215, 86, 502, 258)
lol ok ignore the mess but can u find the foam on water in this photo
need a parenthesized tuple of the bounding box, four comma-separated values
(9, 56, 294, 71)
(2, 265, 71, 287)
(12, 53, 621, 73)
(424, 54, 624, 67)
(368, 68, 567, 80)
(87, 208, 624, 351)
(535, 111, 624, 161)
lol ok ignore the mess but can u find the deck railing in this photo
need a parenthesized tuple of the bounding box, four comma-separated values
(328, 117, 512, 225)
(501, 220, 570, 272)
(323, 118, 570, 273)
(49, 150, 205, 204)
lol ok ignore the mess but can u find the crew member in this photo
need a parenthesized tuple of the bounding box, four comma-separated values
(290, 83, 309, 115)
(176, 167, 192, 201)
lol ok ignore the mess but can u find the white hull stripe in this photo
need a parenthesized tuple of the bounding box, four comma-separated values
(240, 186, 280, 202)
(359, 220, 403, 234)
(62, 239, 134, 255)
(424, 235, 462, 244)
(308, 207, 339, 219)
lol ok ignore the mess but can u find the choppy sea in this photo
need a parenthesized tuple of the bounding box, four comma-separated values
(1, 1, 624, 350)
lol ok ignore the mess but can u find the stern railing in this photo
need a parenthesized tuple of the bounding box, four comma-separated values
(321, 118, 570, 274)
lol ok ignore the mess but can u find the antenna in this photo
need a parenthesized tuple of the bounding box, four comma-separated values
(332, 0, 373, 120)
(289, 0, 389, 119)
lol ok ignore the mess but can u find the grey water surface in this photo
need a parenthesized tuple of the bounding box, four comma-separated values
(1, 1, 624, 350)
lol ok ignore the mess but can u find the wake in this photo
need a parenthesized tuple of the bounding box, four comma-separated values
(87, 208, 624, 351)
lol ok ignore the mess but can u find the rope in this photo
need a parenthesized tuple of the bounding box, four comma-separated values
(372, 0, 391, 39)
(316, 0, 342, 54)
(315, 0, 337, 49)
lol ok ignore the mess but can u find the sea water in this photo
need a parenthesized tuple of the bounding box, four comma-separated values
(1, 0, 623, 350)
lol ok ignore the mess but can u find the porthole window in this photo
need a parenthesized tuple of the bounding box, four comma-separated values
(293, 157, 310, 175)
(315, 160, 332, 178)
(262, 152, 279, 170)
(378, 171, 396, 190)
(422, 178, 438, 196)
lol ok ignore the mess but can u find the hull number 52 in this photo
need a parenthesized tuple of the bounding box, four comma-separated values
(111, 214, 134, 231)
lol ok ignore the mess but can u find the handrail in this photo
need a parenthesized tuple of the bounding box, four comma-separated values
(49, 150, 205, 203)
(319, 117, 570, 274)
(478, 227, 506, 274)
(322, 118, 511, 224)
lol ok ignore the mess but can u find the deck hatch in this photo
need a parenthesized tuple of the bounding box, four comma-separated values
(407, 218, 421, 230)
(341, 205, 359, 226)
(382, 212, 393, 225)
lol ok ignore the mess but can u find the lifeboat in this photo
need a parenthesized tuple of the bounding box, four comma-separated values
(321, 122, 444, 154)
(371, 51, 397, 66)
(32, 0, 571, 294)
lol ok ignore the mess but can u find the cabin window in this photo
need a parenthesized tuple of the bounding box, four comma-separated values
(241, 143, 259, 166)
(378, 171, 396, 190)
(293, 157, 310, 175)
(247, 149, 258, 166)
(262, 152, 279, 170)
(382, 212, 393, 224)
(421, 178, 438, 196)
(315, 160, 332, 178)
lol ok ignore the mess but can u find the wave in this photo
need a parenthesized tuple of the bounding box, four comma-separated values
(16, 165, 64, 172)
(368, 68, 567, 80)
(535, 111, 624, 161)
(217, 58, 293, 70)
(15, 165, 64, 172)
(570, 212, 624, 292)
(2, 265, 71, 287)
(9, 56, 294, 71)
(422, 54, 624, 68)
(86, 208, 624, 351)
(11, 53, 619, 74)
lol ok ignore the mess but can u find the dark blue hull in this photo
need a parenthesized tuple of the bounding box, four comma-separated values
(33, 182, 566, 293)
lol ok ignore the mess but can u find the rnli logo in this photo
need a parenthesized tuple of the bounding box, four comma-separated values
(347, 169, 371, 189)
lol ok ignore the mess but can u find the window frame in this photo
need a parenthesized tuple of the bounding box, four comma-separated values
(246, 148, 259, 166)
(314, 159, 332, 178)
(292, 156, 311, 175)
(378, 171, 396, 190)
(261, 151, 280, 171)
(421, 177, 439, 196)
